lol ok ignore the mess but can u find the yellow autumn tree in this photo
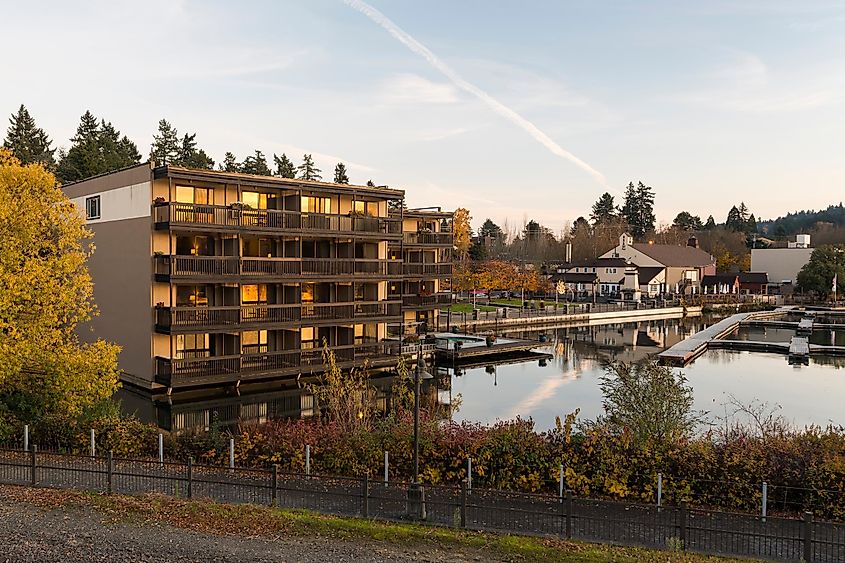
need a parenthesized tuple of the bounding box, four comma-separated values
(452, 207, 472, 261)
(0, 149, 120, 421)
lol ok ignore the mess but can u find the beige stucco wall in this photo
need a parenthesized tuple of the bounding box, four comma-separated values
(751, 248, 814, 284)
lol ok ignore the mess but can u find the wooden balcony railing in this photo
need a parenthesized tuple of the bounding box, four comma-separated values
(155, 300, 402, 330)
(402, 232, 453, 245)
(402, 262, 452, 276)
(402, 293, 452, 308)
(155, 341, 401, 386)
(154, 255, 402, 279)
(154, 202, 400, 236)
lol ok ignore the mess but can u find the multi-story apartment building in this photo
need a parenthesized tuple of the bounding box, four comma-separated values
(62, 163, 410, 391)
(389, 208, 453, 335)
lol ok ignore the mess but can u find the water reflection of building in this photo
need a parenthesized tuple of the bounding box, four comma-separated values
(119, 371, 449, 434)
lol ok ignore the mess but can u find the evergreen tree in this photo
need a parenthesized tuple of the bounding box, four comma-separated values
(333, 162, 349, 184)
(273, 153, 295, 178)
(297, 154, 322, 181)
(366, 180, 376, 187)
(479, 218, 503, 238)
(672, 211, 703, 231)
(177, 133, 214, 169)
(590, 192, 617, 225)
(746, 213, 758, 234)
(704, 215, 716, 230)
(56, 111, 141, 184)
(738, 202, 749, 223)
(150, 119, 180, 165)
(570, 216, 591, 237)
(219, 152, 240, 172)
(241, 150, 271, 175)
(621, 181, 655, 239)
(726, 205, 744, 232)
(3, 104, 55, 168)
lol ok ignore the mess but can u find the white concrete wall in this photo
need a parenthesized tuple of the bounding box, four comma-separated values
(71, 181, 151, 224)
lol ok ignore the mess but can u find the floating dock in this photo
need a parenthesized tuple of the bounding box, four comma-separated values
(431, 333, 546, 362)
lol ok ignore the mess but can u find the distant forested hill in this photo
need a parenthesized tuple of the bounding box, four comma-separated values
(759, 203, 845, 237)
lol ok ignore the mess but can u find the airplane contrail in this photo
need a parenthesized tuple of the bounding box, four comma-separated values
(343, 0, 608, 187)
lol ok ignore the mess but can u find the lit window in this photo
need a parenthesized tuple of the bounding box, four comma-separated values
(301, 196, 331, 214)
(85, 195, 101, 220)
(175, 186, 212, 204)
(242, 191, 268, 209)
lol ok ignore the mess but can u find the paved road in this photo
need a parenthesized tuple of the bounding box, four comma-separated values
(0, 496, 493, 563)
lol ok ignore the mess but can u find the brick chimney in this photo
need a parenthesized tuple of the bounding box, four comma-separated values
(687, 236, 699, 249)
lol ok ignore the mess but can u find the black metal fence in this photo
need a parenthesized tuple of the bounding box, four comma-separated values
(1, 446, 843, 562)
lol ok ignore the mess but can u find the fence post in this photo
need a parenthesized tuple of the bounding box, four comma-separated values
(158, 433, 164, 466)
(761, 481, 768, 521)
(229, 438, 235, 470)
(565, 490, 573, 539)
(107, 450, 114, 494)
(305, 445, 310, 478)
(30, 445, 37, 487)
(187, 457, 193, 500)
(361, 473, 369, 518)
(679, 502, 688, 551)
(558, 464, 564, 501)
(271, 464, 278, 507)
(467, 457, 472, 492)
(460, 480, 467, 528)
(657, 472, 663, 511)
(90, 428, 96, 458)
(384, 450, 389, 486)
(23, 424, 28, 452)
(803, 512, 813, 562)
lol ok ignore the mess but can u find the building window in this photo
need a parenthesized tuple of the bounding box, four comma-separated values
(175, 333, 210, 359)
(175, 185, 212, 205)
(242, 330, 268, 354)
(85, 195, 101, 220)
(301, 195, 331, 214)
(353, 200, 379, 216)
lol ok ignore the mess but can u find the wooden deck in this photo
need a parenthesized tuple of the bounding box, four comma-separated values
(434, 338, 545, 362)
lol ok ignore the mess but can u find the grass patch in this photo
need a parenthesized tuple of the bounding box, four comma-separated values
(449, 303, 497, 313)
(491, 298, 568, 308)
(0, 485, 748, 563)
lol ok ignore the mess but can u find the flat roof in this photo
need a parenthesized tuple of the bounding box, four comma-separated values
(159, 165, 405, 199)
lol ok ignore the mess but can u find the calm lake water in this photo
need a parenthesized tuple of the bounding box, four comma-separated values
(118, 315, 845, 433)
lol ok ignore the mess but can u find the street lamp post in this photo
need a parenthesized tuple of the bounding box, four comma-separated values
(408, 340, 433, 519)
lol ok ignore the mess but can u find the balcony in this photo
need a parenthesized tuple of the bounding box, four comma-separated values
(402, 262, 452, 277)
(401, 293, 452, 309)
(402, 231, 453, 246)
(154, 300, 402, 332)
(153, 202, 401, 237)
(154, 341, 401, 387)
(154, 255, 402, 280)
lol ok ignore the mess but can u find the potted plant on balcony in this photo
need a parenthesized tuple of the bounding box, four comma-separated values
(153, 196, 166, 205)
(155, 301, 165, 308)
(485, 334, 496, 347)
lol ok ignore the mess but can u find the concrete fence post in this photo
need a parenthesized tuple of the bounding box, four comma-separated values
(657, 472, 663, 510)
(305, 445, 311, 478)
(762, 481, 768, 521)
(90, 429, 96, 458)
(467, 457, 472, 492)
(158, 433, 164, 467)
(229, 438, 235, 470)
(558, 464, 564, 501)
(383, 450, 389, 486)
(23, 425, 28, 452)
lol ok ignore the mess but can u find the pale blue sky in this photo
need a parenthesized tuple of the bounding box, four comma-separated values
(3, 0, 845, 233)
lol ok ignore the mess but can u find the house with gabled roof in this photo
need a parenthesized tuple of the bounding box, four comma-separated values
(600, 233, 716, 295)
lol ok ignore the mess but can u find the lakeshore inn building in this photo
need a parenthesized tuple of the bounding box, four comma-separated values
(62, 163, 453, 392)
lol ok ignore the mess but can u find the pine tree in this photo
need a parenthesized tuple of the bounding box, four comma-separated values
(621, 182, 638, 234)
(297, 154, 322, 181)
(273, 153, 295, 178)
(621, 181, 655, 239)
(479, 219, 503, 238)
(738, 202, 749, 223)
(3, 104, 55, 168)
(704, 215, 716, 230)
(725, 205, 744, 232)
(590, 192, 617, 225)
(366, 180, 376, 187)
(672, 211, 703, 231)
(746, 213, 758, 234)
(333, 162, 349, 184)
(56, 111, 141, 184)
(241, 150, 271, 176)
(219, 152, 240, 172)
(177, 133, 214, 169)
(150, 119, 180, 165)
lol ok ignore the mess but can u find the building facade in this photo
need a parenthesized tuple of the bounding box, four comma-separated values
(389, 208, 453, 335)
(63, 163, 451, 391)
